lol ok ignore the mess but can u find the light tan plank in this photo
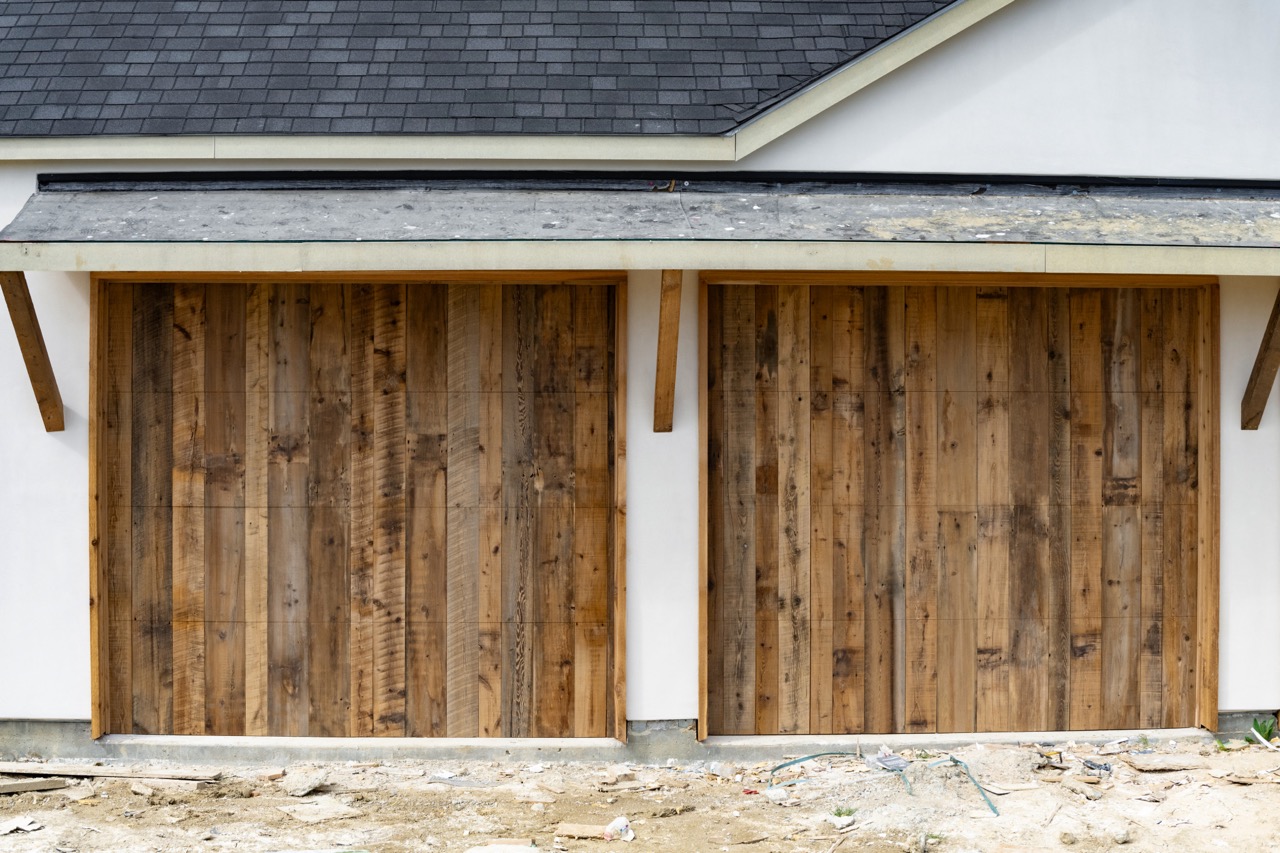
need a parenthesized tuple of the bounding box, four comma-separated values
(653, 269, 682, 432)
(0, 271, 64, 431)
(243, 282, 270, 736)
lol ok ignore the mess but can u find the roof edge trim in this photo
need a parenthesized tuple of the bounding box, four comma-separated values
(732, 0, 1021, 160)
(0, 133, 736, 164)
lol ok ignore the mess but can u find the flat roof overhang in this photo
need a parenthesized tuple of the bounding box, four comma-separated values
(3, 181, 1280, 275)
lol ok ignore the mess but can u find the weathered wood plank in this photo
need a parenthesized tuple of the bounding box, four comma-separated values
(974, 286, 1010, 732)
(611, 281, 627, 740)
(1067, 289, 1103, 730)
(1196, 285, 1219, 731)
(170, 283, 206, 736)
(406, 283, 448, 737)
(705, 286, 726, 734)
(346, 282, 375, 737)
(89, 279, 108, 737)
(204, 284, 247, 736)
(809, 286, 834, 734)
(1139, 291, 1165, 728)
(1046, 289, 1072, 731)
(776, 285, 811, 734)
(653, 269, 682, 432)
(267, 282, 311, 737)
(501, 285, 536, 737)
(243, 282, 270, 736)
(903, 286, 936, 734)
(447, 284, 481, 737)
(750, 287, 774, 734)
(131, 283, 174, 735)
(0, 271, 64, 431)
(105, 282, 133, 734)
(479, 284, 505, 737)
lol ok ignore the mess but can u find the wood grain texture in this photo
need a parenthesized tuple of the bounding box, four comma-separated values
(0, 271, 64, 431)
(1241, 284, 1280, 429)
(705, 279, 1213, 736)
(98, 276, 622, 738)
(653, 269, 682, 432)
(89, 278, 108, 738)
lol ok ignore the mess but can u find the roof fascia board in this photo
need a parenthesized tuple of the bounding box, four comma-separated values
(0, 134, 735, 163)
(732, 0, 1021, 160)
(5, 240, 1279, 277)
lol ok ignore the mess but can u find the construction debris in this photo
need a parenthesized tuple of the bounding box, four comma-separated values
(0, 777, 68, 795)
(0, 761, 220, 782)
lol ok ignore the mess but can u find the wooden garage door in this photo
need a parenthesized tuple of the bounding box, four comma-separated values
(92, 277, 624, 738)
(705, 281, 1218, 735)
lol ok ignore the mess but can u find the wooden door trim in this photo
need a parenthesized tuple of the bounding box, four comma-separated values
(88, 278, 108, 738)
(92, 270, 627, 285)
(612, 282, 629, 743)
(1197, 283, 1221, 731)
(700, 271, 1217, 289)
(697, 281, 710, 741)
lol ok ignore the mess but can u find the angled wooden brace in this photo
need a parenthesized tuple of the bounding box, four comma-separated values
(1242, 285, 1280, 429)
(653, 269, 682, 432)
(1, 271, 64, 432)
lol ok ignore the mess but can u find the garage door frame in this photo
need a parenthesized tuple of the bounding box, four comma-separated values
(696, 271, 1220, 739)
(87, 270, 628, 741)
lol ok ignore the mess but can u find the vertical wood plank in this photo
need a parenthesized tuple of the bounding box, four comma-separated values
(267, 282, 310, 736)
(750, 286, 774, 734)
(447, 283, 482, 736)
(1139, 291, 1165, 728)
(171, 284, 206, 736)
(501, 285, 535, 736)
(346, 283, 376, 737)
(131, 283, 174, 735)
(1046, 288, 1072, 731)
(243, 282, 270, 736)
(1068, 289, 1104, 730)
(89, 279, 108, 737)
(407, 283, 447, 736)
(204, 284, 247, 735)
(611, 281, 627, 741)
(1008, 288, 1050, 730)
(904, 285, 937, 734)
(809, 286, 834, 735)
(975, 287, 1010, 732)
(936, 287, 977, 733)
(574, 285, 610, 737)
(777, 285, 811, 734)
(1196, 284, 1219, 731)
(478, 284, 505, 737)
(700, 283, 712, 740)
(106, 282, 133, 734)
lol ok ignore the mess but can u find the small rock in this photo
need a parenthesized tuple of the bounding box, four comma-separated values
(525, 764, 545, 774)
(1114, 827, 1134, 845)
(826, 813, 856, 830)
(763, 786, 791, 804)
(282, 769, 328, 797)
(706, 762, 735, 779)
(129, 781, 154, 798)
(1060, 831, 1078, 845)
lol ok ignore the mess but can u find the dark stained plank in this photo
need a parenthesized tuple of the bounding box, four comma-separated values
(533, 504, 576, 737)
(406, 283, 448, 737)
(1102, 504, 1141, 728)
(243, 282, 271, 736)
(832, 292, 866, 734)
(903, 286, 936, 734)
(1045, 289, 1072, 731)
(809, 286, 834, 734)
(937, 510, 977, 732)
(131, 283, 174, 735)
(105, 281, 134, 733)
(346, 283, 375, 737)
(501, 285, 536, 736)
(479, 284, 506, 737)
(1067, 289, 1103, 730)
(267, 282, 311, 737)
(204, 284, 247, 735)
(170, 283, 206, 736)
(705, 286, 726, 733)
(750, 286, 774, 734)
(776, 284, 811, 734)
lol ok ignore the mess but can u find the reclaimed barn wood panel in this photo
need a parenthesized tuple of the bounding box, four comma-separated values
(97, 278, 621, 738)
(706, 282, 1214, 735)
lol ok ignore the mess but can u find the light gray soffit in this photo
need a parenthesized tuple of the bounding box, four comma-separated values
(3, 184, 1280, 248)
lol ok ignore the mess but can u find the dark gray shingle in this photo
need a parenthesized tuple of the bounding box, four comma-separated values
(0, 0, 955, 137)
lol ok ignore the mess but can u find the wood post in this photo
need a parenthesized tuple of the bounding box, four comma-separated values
(0, 271, 64, 431)
(653, 270, 682, 432)
(1241, 284, 1280, 429)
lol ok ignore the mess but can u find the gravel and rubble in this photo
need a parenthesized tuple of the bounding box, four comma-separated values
(2, 736, 1279, 852)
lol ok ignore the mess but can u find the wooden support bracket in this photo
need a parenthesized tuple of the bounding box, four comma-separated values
(653, 269, 682, 432)
(1242, 285, 1280, 429)
(1, 271, 64, 431)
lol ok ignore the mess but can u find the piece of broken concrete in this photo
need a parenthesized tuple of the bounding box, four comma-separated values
(0, 816, 42, 835)
(0, 777, 68, 795)
(283, 769, 329, 797)
(1122, 754, 1208, 773)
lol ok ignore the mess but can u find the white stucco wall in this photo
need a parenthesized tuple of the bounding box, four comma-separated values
(742, 0, 1280, 179)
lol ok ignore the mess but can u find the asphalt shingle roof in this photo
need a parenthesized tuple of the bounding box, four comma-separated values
(0, 1, 956, 137)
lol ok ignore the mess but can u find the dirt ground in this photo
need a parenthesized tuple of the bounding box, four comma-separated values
(2, 735, 1279, 852)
